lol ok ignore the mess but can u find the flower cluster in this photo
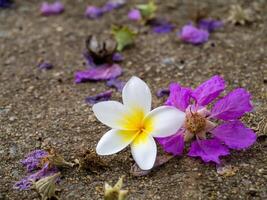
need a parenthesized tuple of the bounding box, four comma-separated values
(157, 75, 256, 164)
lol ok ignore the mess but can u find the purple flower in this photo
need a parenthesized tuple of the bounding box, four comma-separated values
(14, 163, 59, 190)
(106, 78, 126, 92)
(178, 24, 209, 45)
(75, 64, 122, 83)
(157, 75, 256, 164)
(0, 0, 12, 8)
(128, 9, 142, 21)
(21, 150, 48, 172)
(37, 61, 53, 70)
(40, 1, 64, 16)
(85, 6, 103, 19)
(85, 90, 113, 105)
(156, 88, 170, 98)
(198, 19, 223, 33)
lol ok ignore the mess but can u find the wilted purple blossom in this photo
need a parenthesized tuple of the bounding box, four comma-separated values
(198, 19, 223, 33)
(37, 61, 54, 70)
(85, 6, 103, 19)
(178, 24, 209, 45)
(21, 150, 48, 172)
(156, 88, 170, 98)
(0, 0, 12, 8)
(128, 9, 142, 21)
(75, 64, 122, 83)
(40, 1, 64, 16)
(85, 90, 113, 105)
(106, 78, 126, 92)
(157, 75, 256, 164)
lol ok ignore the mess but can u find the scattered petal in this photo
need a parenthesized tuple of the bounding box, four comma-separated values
(104, 176, 128, 200)
(148, 18, 175, 34)
(85, 90, 113, 105)
(112, 26, 136, 51)
(102, 0, 126, 12)
(21, 150, 48, 172)
(198, 19, 223, 32)
(112, 52, 124, 62)
(156, 131, 184, 156)
(85, 6, 103, 19)
(156, 88, 170, 98)
(40, 1, 64, 16)
(37, 61, 54, 70)
(192, 75, 225, 106)
(0, 0, 12, 8)
(75, 64, 122, 83)
(106, 79, 126, 92)
(128, 9, 142, 21)
(188, 139, 230, 164)
(211, 88, 253, 120)
(178, 24, 209, 45)
(165, 83, 192, 112)
(211, 121, 256, 150)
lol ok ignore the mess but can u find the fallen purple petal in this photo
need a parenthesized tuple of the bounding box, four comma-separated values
(75, 64, 122, 83)
(85, 90, 113, 105)
(188, 139, 230, 164)
(211, 120, 256, 150)
(178, 24, 209, 45)
(21, 150, 48, 172)
(112, 52, 124, 62)
(83, 51, 97, 68)
(156, 88, 170, 98)
(102, 0, 125, 12)
(40, 1, 64, 16)
(192, 75, 225, 106)
(128, 9, 142, 21)
(211, 88, 253, 120)
(165, 83, 192, 112)
(106, 78, 126, 92)
(157, 131, 185, 156)
(85, 6, 103, 19)
(37, 61, 53, 70)
(0, 0, 12, 8)
(198, 19, 223, 33)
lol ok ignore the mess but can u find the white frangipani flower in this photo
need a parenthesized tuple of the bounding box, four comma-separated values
(93, 76, 185, 170)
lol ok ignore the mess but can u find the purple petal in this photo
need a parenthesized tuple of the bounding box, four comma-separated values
(85, 90, 113, 105)
(112, 52, 124, 62)
(192, 75, 225, 106)
(149, 19, 175, 34)
(75, 64, 122, 83)
(128, 9, 142, 21)
(102, 0, 125, 12)
(40, 1, 64, 16)
(83, 51, 97, 68)
(188, 139, 230, 164)
(0, 0, 12, 8)
(211, 121, 256, 150)
(156, 131, 185, 156)
(165, 83, 192, 112)
(211, 88, 253, 120)
(178, 24, 209, 45)
(156, 88, 170, 98)
(21, 150, 48, 172)
(106, 78, 126, 92)
(37, 61, 53, 70)
(13, 163, 59, 191)
(198, 19, 223, 33)
(85, 6, 103, 19)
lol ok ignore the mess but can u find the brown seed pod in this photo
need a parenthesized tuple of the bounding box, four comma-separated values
(86, 34, 117, 65)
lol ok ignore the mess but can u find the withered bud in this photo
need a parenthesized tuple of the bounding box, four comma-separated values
(104, 176, 128, 200)
(86, 34, 117, 65)
(75, 147, 107, 172)
(32, 172, 60, 200)
(47, 149, 74, 168)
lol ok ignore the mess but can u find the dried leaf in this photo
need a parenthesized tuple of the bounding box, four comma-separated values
(104, 176, 128, 200)
(111, 26, 136, 51)
(46, 149, 74, 168)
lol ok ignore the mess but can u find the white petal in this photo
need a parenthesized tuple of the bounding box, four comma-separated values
(92, 101, 128, 129)
(131, 133, 156, 170)
(122, 76, 151, 114)
(96, 129, 137, 155)
(144, 106, 186, 138)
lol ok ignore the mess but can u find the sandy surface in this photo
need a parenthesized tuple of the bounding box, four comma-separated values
(0, 0, 267, 199)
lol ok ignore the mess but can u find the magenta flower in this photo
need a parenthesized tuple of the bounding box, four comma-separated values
(128, 9, 142, 21)
(85, 6, 103, 19)
(40, 1, 64, 16)
(178, 24, 209, 45)
(85, 90, 113, 105)
(157, 75, 256, 163)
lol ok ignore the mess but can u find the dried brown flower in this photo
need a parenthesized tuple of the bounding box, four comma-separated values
(227, 5, 253, 25)
(104, 176, 128, 200)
